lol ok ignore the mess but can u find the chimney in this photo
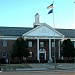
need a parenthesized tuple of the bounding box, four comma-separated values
(33, 13, 40, 28)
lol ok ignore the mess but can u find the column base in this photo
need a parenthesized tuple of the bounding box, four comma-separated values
(37, 60, 40, 63)
(48, 58, 53, 63)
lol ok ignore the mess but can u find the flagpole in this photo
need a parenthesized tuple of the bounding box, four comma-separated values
(47, 0, 56, 69)
(53, 0, 56, 69)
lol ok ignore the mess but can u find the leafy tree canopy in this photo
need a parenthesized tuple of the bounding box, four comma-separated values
(62, 39, 75, 58)
(11, 37, 30, 59)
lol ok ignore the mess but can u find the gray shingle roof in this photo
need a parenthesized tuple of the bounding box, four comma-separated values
(0, 26, 75, 38)
(0, 27, 33, 36)
(56, 29, 75, 38)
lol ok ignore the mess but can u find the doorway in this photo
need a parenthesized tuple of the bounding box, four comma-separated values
(39, 53, 45, 60)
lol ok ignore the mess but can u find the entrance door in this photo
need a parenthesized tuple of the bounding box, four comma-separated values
(39, 53, 45, 60)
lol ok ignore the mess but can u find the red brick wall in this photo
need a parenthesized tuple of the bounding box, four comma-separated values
(0, 40, 15, 59)
(0, 39, 60, 61)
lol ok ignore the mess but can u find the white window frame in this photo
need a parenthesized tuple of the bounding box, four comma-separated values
(2, 51, 7, 57)
(28, 41, 32, 47)
(40, 42, 44, 47)
(52, 42, 54, 47)
(3, 40, 7, 46)
(29, 52, 32, 57)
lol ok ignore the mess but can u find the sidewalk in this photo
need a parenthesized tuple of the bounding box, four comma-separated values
(1, 63, 75, 71)
(29, 63, 75, 70)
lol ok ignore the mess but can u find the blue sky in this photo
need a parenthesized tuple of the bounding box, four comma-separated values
(0, 0, 75, 29)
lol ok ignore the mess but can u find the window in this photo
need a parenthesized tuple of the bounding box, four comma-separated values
(29, 52, 32, 57)
(2, 51, 7, 57)
(28, 42, 32, 47)
(40, 42, 44, 47)
(3, 40, 7, 46)
(74, 42, 75, 48)
(29, 52, 34, 57)
(52, 42, 54, 47)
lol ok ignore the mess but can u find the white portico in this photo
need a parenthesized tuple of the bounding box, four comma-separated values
(23, 23, 64, 62)
(23, 13, 64, 62)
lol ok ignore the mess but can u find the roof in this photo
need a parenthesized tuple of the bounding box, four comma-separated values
(0, 27, 33, 36)
(56, 29, 75, 38)
(0, 26, 75, 38)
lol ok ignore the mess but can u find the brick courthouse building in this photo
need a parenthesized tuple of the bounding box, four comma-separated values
(0, 13, 75, 63)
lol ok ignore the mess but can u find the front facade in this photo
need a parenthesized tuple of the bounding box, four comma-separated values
(0, 13, 75, 63)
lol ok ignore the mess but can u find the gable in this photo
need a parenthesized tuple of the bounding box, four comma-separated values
(23, 23, 64, 38)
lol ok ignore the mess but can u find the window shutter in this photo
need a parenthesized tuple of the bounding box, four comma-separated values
(44, 41, 46, 47)
(32, 52, 34, 57)
(1, 40, 3, 46)
(0, 41, 1, 46)
(32, 42, 34, 47)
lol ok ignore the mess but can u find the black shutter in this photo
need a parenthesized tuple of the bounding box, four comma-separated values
(32, 41, 34, 47)
(32, 52, 34, 57)
(1, 40, 3, 46)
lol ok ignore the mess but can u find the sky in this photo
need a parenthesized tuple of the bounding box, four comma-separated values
(0, 0, 75, 29)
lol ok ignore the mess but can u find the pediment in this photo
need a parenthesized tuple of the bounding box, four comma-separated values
(23, 23, 64, 38)
(39, 49, 46, 52)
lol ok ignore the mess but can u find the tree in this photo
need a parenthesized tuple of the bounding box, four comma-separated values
(11, 37, 30, 61)
(62, 39, 75, 60)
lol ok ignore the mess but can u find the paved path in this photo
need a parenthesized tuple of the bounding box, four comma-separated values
(0, 70, 75, 75)
(1, 63, 75, 71)
(29, 63, 75, 70)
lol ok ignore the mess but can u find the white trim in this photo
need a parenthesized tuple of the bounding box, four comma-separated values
(23, 23, 64, 38)
(39, 49, 46, 53)
(3, 40, 7, 46)
(0, 36, 19, 38)
(29, 52, 33, 57)
(39, 49, 46, 60)
(0, 36, 19, 40)
(23, 36, 64, 40)
(0, 35, 64, 40)
(2, 51, 7, 57)
(62, 38, 75, 41)
(0, 38, 17, 40)
(40, 42, 44, 47)
(69, 38, 75, 41)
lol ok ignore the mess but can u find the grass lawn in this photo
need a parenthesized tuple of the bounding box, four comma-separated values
(1, 64, 32, 69)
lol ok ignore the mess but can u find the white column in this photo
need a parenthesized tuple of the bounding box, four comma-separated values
(37, 38, 39, 61)
(58, 40, 60, 59)
(48, 39, 52, 62)
(45, 52, 46, 60)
